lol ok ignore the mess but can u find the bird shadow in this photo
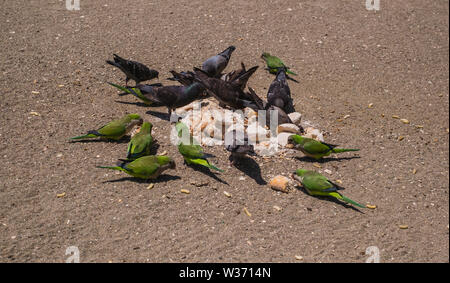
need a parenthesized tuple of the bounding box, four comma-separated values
(294, 156, 361, 164)
(145, 110, 170, 121)
(294, 185, 364, 213)
(187, 163, 229, 185)
(103, 174, 181, 184)
(232, 156, 267, 185)
(68, 137, 130, 144)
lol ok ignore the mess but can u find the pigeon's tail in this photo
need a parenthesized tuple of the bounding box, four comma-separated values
(192, 67, 212, 88)
(233, 66, 258, 85)
(330, 192, 365, 208)
(332, 148, 360, 153)
(70, 131, 100, 140)
(247, 87, 265, 110)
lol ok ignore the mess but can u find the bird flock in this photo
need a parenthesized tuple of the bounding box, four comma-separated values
(70, 46, 366, 209)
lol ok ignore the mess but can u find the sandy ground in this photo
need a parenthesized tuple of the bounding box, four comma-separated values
(0, 0, 448, 263)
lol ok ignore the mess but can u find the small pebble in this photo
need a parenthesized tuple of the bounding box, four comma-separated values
(269, 175, 290, 193)
(243, 207, 252, 217)
(273, 205, 282, 211)
(400, 119, 410, 124)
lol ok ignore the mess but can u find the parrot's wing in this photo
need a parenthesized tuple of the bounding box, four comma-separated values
(321, 141, 339, 149)
(133, 136, 151, 155)
(178, 143, 205, 159)
(125, 158, 159, 176)
(302, 175, 336, 193)
(302, 140, 332, 154)
(98, 121, 126, 137)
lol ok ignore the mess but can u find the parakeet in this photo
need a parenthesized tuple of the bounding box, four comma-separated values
(261, 52, 297, 76)
(97, 155, 176, 180)
(175, 122, 223, 172)
(202, 46, 236, 78)
(293, 169, 365, 208)
(126, 121, 153, 160)
(193, 67, 256, 110)
(267, 67, 295, 114)
(287, 135, 359, 160)
(106, 54, 159, 86)
(70, 114, 143, 141)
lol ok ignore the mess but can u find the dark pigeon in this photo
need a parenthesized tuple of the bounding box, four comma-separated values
(201, 46, 236, 78)
(106, 54, 159, 86)
(129, 83, 206, 118)
(167, 70, 196, 86)
(223, 63, 259, 95)
(267, 67, 295, 114)
(247, 87, 295, 129)
(225, 130, 255, 166)
(193, 67, 256, 110)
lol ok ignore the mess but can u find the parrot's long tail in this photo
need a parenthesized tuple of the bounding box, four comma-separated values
(96, 166, 125, 172)
(191, 158, 224, 173)
(286, 69, 297, 76)
(330, 192, 365, 208)
(108, 82, 131, 94)
(332, 148, 360, 153)
(70, 132, 98, 140)
(127, 88, 154, 105)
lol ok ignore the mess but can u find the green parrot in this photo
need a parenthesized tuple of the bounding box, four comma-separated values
(287, 135, 359, 160)
(293, 169, 365, 208)
(97, 155, 176, 180)
(70, 114, 143, 140)
(175, 121, 223, 172)
(126, 121, 153, 160)
(261, 52, 297, 76)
